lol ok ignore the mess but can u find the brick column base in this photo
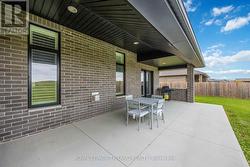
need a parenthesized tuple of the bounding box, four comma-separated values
(186, 64, 194, 103)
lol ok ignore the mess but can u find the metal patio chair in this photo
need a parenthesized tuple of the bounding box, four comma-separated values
(126, 100, 150, 131)
(153, 99, 165, 127)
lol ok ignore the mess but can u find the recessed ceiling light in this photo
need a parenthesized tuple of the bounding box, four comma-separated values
(67, 6, 78, 14)
(162, 62, 166, 64)
(133, 41, 139, 45)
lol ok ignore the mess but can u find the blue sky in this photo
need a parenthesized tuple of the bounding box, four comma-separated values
(184, 0, 250, 80)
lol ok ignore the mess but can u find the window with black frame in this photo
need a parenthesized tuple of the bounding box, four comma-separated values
(116, 52, 125, 96)
(28, 24, 60, 108)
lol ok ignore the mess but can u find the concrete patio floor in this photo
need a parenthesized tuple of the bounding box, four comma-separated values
(0, 101, 248, 167)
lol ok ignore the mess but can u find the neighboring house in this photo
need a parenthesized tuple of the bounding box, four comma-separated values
(159, 69, 209, 87)
(194, 70, 209, 82)
(235, 78, 250, 82)
(160, 68, 187, 84)
(0, 0, 204, 142)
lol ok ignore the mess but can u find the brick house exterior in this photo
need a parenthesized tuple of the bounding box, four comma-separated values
(0, 15, 159, 142)
(0, 0, 204, 143)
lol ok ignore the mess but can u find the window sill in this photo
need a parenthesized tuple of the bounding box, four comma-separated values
(28, 105, 62, 112)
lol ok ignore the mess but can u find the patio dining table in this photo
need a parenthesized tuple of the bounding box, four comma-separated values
(132, 97, 160, 129)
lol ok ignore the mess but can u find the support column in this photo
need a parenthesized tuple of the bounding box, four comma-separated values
(186, 64, 194, 103)
(199, 74, 202, 82)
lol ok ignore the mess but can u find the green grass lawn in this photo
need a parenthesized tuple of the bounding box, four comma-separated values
(195, 96, 250, 164)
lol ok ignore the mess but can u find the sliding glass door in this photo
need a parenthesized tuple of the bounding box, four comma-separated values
(141, 70, 153, 97)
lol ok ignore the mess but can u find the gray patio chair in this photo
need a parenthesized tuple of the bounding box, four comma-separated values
(125, 95, 138, 109)
(151, 95, 163, 99)
(153, 99, 165, 128)
(124, 95, 135, 116)
(126, 95, 147, 109)
(125, 95, 147, 121)
(126, 100, 150, 131)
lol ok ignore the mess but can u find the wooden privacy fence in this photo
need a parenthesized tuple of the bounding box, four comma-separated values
(160, 81, 187, 89)
(195, 82, 250, 99)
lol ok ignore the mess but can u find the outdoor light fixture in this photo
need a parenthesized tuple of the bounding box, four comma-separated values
(67, 6, 78, 14)
(133, 41, 139, 45)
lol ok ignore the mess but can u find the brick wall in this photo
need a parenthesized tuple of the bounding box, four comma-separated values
(170, 89, 187, 102)
(0, 14, 158, 142)
(186, 64, 194, 102)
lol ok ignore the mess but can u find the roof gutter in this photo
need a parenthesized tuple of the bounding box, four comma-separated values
(167, 0, 205, 67)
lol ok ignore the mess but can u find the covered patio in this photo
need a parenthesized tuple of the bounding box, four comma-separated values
(0, 0, 205, 142)
(0, 101, 248, 167)
(0, 0, 248, 166)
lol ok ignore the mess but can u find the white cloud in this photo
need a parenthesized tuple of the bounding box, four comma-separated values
(221, 13, 250, 32)
(203, 48, 250, 67)
(207, 44, 225, 49)
(214, 19, 223, 25)
(184, 0, 197, 12)
(204, 19, 222, 26)
(202, 5, 233, 26)
(224, 14, 231, 19)
(203, 69, 250, 75)
(204, 19, 214, 26)
(203, 44, 224, 61)
(212, 5, 234, 16)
